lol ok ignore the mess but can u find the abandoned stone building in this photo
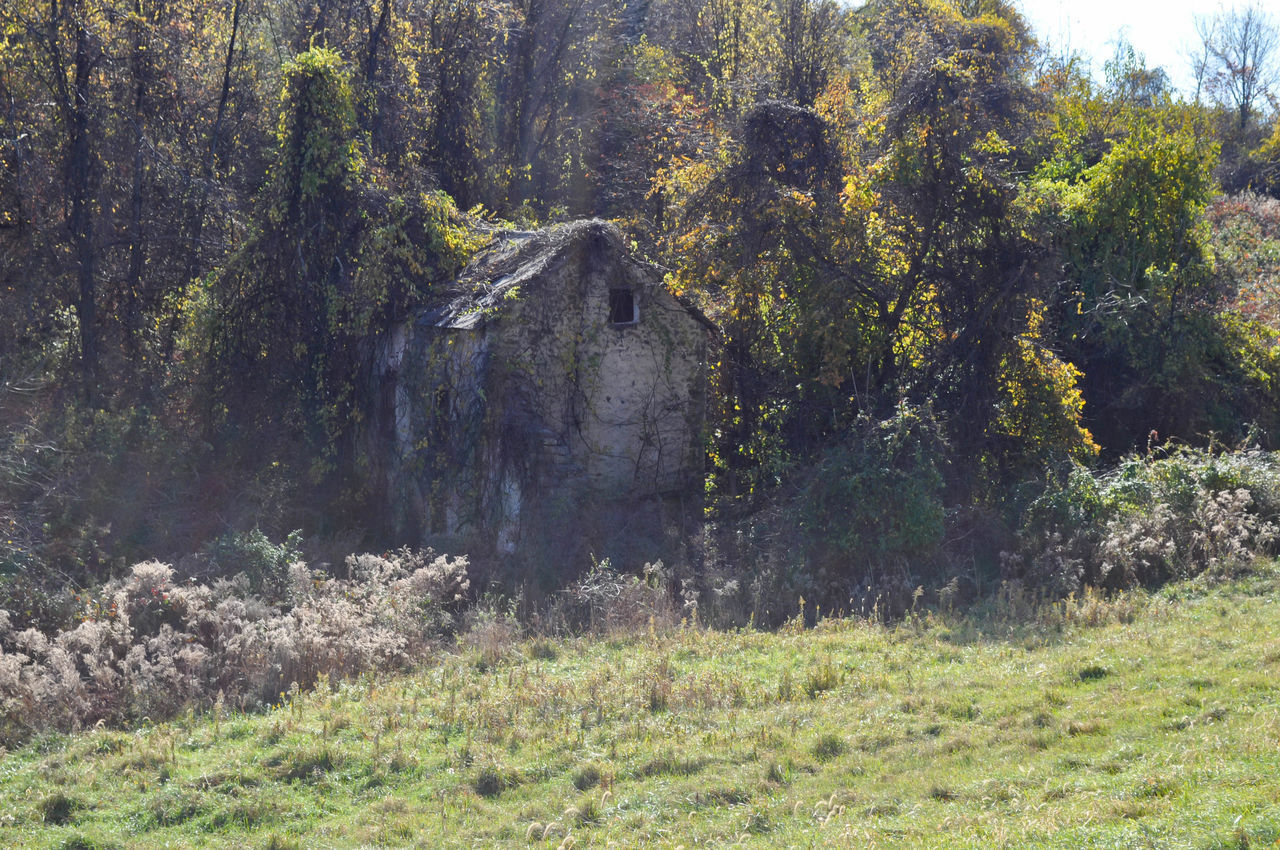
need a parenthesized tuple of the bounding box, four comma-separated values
(374, 219, 711, 569)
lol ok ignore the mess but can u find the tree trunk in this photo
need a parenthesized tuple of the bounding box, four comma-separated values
(364, 0, 391, 151)
(65, 9, 98, 401)
(170, 0, 241, 359)
(124, 0, 152, 358)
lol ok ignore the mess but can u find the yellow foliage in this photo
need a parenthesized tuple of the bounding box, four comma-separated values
(993, 300, 1099, 463)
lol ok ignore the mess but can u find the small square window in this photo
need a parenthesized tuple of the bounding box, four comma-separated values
(608, 288, 638, 325)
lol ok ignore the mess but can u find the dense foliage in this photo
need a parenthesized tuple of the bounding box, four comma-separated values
(2, 0, 1280, 628)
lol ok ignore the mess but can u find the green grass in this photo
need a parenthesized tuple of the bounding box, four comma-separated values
(4, 567, 1280, 848)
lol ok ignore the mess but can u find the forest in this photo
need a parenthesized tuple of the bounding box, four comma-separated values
(4, 0, 1280, 728)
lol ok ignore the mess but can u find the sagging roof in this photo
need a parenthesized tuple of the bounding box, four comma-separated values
(417, 219, 715, 334)
(418, 220, 621, 330)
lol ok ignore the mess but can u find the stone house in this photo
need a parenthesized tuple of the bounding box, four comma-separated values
(374, 219, 711, 568)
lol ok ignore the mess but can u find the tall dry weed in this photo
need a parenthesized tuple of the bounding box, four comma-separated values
(0, 549, 467, 744)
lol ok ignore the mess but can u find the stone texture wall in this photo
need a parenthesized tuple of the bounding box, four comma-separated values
(493, 223, 706, 499)
(381, 221, 707, 563)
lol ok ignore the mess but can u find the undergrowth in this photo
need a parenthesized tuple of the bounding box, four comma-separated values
(0, 550, 468, 744)
(1008, 445, 1280, 594)
(0, 561, 1277, 848)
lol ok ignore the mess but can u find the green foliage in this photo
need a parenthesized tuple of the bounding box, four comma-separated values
(207, 47, 483, 516)
(664, 0, 1074, 512)
(987, 299, 1100, 486)
(1030, 61, 1230, 452)
(266, 48, 364, 224)
(1048, 117, 1216, 307)
(797, 403, 945, 571)
(7, 0, 1280, 614)
(205, 528, 303, 598)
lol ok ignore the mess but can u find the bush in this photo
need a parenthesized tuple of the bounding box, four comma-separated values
(700, 403, 960, 625)
(551, 559, 681, 635)
(1010, 446, 1280, 593)
(0, 573, 78, 637)
(205, 528, 303, 599)
(473, 766, 506, 798)
(573, 763, 602, 791)
(459, 602, 522, 668)
(39, 791, 78, 825)
(0, 548, 468, 745)
(1208, 193, 1280, 328)
(798, 404, 946, 569)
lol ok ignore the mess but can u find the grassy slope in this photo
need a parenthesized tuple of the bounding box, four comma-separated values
(3, 568, 1280, 849)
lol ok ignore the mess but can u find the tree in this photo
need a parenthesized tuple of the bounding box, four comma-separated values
(1, 0, 111, 400)
(649, 0, 779, 113)
(1194, 3, 1278, 136)
(592, 37, 716, 225)
(856, 0, 1061, 474)
(209, 48, 368, 457)
(420, 0, 495, 208)
(1033, 62, 1223, 450)
(491, 0, 623, 211)
(775, 0, 849, 108)
(208, 48, 481, 494)
(0, 0, 272, 399)
(662, 0, 1095, 506)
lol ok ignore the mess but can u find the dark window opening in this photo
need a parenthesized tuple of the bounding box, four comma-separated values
(608, 288, 638, 325)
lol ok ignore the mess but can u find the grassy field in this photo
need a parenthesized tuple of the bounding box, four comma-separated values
(3, 567, 1280, 849)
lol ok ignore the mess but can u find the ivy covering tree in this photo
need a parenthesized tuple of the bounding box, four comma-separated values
(207, 47, 481, 508)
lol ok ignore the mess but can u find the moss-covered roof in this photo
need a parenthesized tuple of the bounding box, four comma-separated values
(419, 219, 637, 331)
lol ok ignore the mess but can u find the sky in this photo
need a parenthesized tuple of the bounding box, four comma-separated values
(1016, 0, 1219, 94)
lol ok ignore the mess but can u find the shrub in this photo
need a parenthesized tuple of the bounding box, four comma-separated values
(473, 766, 506, 797)
(797, 404, 947, 571)
(761, 402, 950, 615)
(0, 548, 468, 745)
(40, 791, 78, 825)
(1010, 446, 1280, 593)
(205, 528, 303, 599)
(553, 559, 679, 635)
(812, 733, 847, 761)
(0, 573, 78, 638)
(705, 511, 817, 628)
(53, 836, 122, 850)
(1208, 193, 1280, 328)
(572, 763, 602, 791)
(459, 602, 522, 668)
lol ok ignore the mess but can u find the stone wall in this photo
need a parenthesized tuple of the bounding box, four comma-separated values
(492, 223, 706, 498)
(380, 221, 707, 565)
